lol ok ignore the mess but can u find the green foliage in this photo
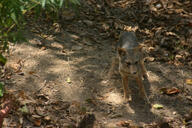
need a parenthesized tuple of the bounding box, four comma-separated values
(0, 0, 80, 53)
(34, 0, 80, 20)
(0, 0, 25, 52)
(0, 82, 4, 97)
(0, 54, 7, 66)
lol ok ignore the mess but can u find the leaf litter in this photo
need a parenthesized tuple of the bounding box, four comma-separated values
(1, 0, 192, 127)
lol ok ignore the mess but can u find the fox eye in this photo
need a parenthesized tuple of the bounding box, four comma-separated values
(135, 61, 138, 64)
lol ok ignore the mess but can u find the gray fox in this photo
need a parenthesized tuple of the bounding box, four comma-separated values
(108, 31, 149, 103)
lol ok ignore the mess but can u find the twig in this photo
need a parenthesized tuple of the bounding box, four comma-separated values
(181, 70, 185, 92)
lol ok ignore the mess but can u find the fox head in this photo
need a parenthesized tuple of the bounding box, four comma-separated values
(118, 46, 143, 75)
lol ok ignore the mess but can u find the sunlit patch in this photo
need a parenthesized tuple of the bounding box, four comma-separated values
(103, 92, 124, 105)
(102, 92, 135, 113)
(147, 71, 161, 82)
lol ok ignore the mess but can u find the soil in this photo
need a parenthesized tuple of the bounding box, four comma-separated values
(1, 0, 192, 127)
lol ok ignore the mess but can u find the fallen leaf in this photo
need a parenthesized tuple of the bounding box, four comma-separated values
(101, 80, 108, 84)
(51, 42, 63, 49)
(41, 46, 46, 50)
(153, 104, 163, 109)
(44, 116, 51, 121)
(186, 96, 192, 101)
(166, 87, 180, 95)
(18, 90, 27, 99)
(67, 77, 71, 83)
(34, 119, 41, 126)
(32, 114, 41, 118)
(160, 87, 180, 95)
(69, 34, 80, 40)
(116, 121, 130, 127)
(0, 100, 12, 127)
(28, 71, 35, 75)
(173, 111, 177, 115)
(186, 79, 192, 85)
(35, 106, 46, 116)
(10, 63, 20, 71)
(19, 117, 23, 125)
(18, 72, 24, 75)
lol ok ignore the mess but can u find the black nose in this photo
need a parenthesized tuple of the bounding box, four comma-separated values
(133, 71, 137, 74)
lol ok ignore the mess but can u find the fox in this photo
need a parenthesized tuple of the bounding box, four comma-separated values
(108, 31, 150, 103)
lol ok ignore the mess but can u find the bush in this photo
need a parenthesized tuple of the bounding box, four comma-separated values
(0, 0, 80, 64)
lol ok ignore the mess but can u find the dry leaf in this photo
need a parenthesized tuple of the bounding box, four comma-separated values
(10, 63, 20, 71)
(34, 119, 41, 126)
(116, 121, 130, 127)
(18, 90, 27, 99)
(166, 87, 180, 95)
(186, 79, 192, 85)
(153, 104, 163, 109)
(67, 77, 71, 83)
(44, 116, 51, 121)
(160, 87, 180, 95)
(28, 71, 35, 74)
(40, 46, 46, 50)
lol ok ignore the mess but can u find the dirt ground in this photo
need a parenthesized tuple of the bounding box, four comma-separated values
(3, 26, 192, 127)
(2, 0, 192, 127)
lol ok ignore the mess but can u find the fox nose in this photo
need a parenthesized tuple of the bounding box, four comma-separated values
(133, 71, 137, 74)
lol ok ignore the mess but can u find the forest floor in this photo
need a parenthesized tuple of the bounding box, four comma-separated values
(1, 0, 192, 127)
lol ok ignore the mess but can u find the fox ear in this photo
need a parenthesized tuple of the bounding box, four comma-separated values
(118, 48, 126, 56)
